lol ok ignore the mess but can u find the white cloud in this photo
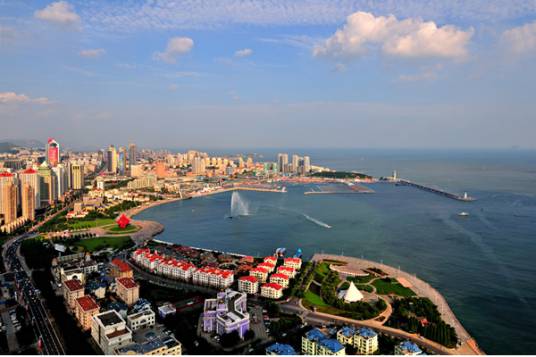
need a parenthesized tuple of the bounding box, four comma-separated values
(79, 48, 105, 58)
(234, 48, 253, 58)
(154, 37, 194, 64)
(34, 1, 80, 25)
(0, 92, 51, 105)
(501, 20, 536, 55)
(314, 12, 473, 60)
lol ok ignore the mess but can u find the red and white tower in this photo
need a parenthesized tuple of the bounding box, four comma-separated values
(47, 138, 60, 167)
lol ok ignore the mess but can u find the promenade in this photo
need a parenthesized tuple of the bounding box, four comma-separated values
(311, 254, 484, 355)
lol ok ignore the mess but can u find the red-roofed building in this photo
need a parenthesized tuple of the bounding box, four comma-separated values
(261, 283, 283, 299)
(238, 275, 259, 294)
(75, 295, 99, 330)
(192, 266, 234, 288)
(270, 273, 290, 288)
(63, 279, 84, 310)
(277, 266, 296, 278)
(249, 267, 269, 283)
(263, 256, 277, 265)
(283, 257, 302, 270)
(155, 258, 196, 281)
(257, 262, 276, 273)
(111, 258, 133, 279)
(116, 277, 139, 306)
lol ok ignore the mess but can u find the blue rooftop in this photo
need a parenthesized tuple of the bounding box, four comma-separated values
(305, 328, 327, 342)
(358, 327, 377, 338)
(266, 343, 297, 355)
(319, 338, 345, 353)
(339, 326, 356, 338)
(399, 341, 422, 354)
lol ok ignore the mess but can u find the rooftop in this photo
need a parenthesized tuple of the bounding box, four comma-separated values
(76, 295, 99, 312)
(305, 328, 327, 342)
(96, 310, 124, 326)
(319, 338, 345, 353)
(358, 327, 377, 339)
(64, 279, 84, 292)
(262, 282, 283, 291)
(398, 341, 422, 354)
(239, 275, 258, 283)
(111, 258, 132, 273)
(339, 326, 356, 338)
(270, 273, 290, 280)
(117, 277, 139, 289)
(266, 343, 297, 355)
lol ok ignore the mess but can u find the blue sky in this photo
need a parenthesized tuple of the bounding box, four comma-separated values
(1, 0, 536, 149)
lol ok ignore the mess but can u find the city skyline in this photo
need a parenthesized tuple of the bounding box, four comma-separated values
(2, 1, 536, 149)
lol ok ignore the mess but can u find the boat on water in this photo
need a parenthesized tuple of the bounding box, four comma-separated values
(458, 212, 470, 217)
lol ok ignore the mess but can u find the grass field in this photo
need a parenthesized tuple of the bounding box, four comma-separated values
(313, 262, 331, 282)
(372, 278, 415, 297)
(347, 275, 374, 284)
(68, 218, 115, 230)
(340, 281, 374, 293)
(106, 224, 140, 234)
(72, 236, 134, 252)
(304, 290, 329, 307)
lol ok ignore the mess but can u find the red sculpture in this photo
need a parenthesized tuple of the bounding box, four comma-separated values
(116, 214, 131, 229)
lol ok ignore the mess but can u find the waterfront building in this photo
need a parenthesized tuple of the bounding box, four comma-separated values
(394, 341, 423, 355)
(302, 328, 346, 355)
(127, 175, 156, 190)
(202, 289, 250, 339)
(47, 138, 60, 167)
(238, 275, 259, 295)
(75, 295, 100, 331)
(277, 153, 288, 173)
(277, 266, 296, 278)
(260, 283, 283, 299)
(63, 279, 84, 310)
(116, 277, 140, 306)
(283, 257, 302, 270)
(91, 310, 133, 355)
(70, 161, 85, 190)
(155, 258, 196, 281)
(111, 259, 134, 279)
(107, 145, 118, 174)
(21, 183, 35, 221)
(249, 267, 269, 283)
(303, 156, 311, 174)
(18, 168, 40, 209)
(257, 262, 276, 273)
(291, 154, 300, 173)
(126, 309, 155, 331)
(0, 181, 17, 225)
(266, 343, 297, 355)
(192, 266, 234, 288)
(269, 273, 290, 288)
(263, 256, 277, 265)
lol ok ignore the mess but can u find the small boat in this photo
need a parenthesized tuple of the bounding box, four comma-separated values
(458, 212, 470, 217)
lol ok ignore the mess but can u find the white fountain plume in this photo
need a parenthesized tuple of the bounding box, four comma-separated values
(230, 191, 250, 217)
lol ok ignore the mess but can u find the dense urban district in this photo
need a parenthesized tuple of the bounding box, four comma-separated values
(0, 139, 483, 355)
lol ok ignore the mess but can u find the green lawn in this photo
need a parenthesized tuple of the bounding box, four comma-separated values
(304, 290, 329, 307)
(347, 275, 374, 284)
(72, 236, 134, 252)
(313, 262, 331, 282)
(68, 218, 115, 230)
(340, 281, 373, 293)
(372, 278, 415, 297)
(106, 224, 140, 234)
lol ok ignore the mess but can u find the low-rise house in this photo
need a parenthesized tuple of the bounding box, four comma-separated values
(283, 257, 302, 270)
(269, 273, 290, 288)
(276, 266, 296, 278)
(238, 275, 259, 295)
(249, 267, 269, 283)
(260, 283, 283, 299)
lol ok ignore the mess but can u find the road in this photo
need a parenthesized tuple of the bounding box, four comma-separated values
(1, 207, 69, 355)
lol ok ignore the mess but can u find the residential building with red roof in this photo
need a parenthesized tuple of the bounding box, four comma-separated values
(277, 266, 296, 278)
(270, 273, 290, 288)
(110, 258, 133, 279)
(263, 256, 277, 265)
(192, 266, 234, 288)
(75, 295, 99, 330)
(257, 262, 276, 273)
(63, 279, 84, 310)
(249, 267, 269, 283)
(116, 277, 139, 306)
(238, 275, 259, 294)
(261, 283, 283, 299)
(283, 257, 302, 270)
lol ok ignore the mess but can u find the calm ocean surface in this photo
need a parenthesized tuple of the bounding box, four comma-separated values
(136, 149, 536, 354)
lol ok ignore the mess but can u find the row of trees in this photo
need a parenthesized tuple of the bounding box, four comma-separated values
(387, 297, 458, 348)
(290, 262, 314, 298)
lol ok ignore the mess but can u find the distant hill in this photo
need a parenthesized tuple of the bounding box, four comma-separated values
(0, 142, 17, 153)
(1, 139, 44, 149)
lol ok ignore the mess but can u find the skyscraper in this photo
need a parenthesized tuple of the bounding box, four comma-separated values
(118, 147, 127, 176)
(22, 183, 35, 221)
(38, 162, 56, 207)
(0, 172, 17, 223)
(107, 145, 118, 174)
(128, 143, 137, 169)
(71, 162, 85, 190)
(1, 182, 17, 225)
(52, 164, 67, 199)
(291, 155, 300, 173)
(303, 156, 311, 174)
(277, 153, 288, 173)
(19, 168, 40, 209)
(192, 157, 206, 175)
(47, 138, 60, 167)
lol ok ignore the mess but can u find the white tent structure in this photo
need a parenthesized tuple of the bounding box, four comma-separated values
(338, 281, 364, 303)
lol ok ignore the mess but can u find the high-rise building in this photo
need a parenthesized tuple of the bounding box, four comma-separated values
(70, 162, 85, 190)
(118, 147, 127, 176)
(1, 182, 17, 225)
(21, 183, 35, 221)
(0, 172, 17, 220)
(155, 161, 167, 178)
(192, 157, 206, 175)
(18, 168, 40, 210)
(47, 138, 60, 167)
(38, 162, 56, 207)
(107, 145, 117, 174)
(52, 164, 67, 199)
(303, 156, 311, 174)
(128, 143, 137, 169)
(277, 153, 288, 173)
(291, 155, 300, 173)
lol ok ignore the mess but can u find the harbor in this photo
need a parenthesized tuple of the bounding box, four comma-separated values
(396, 179, 475, 201)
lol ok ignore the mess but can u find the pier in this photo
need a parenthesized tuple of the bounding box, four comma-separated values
(304, 183, 374, 195)
(397, 179, 475, 202)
